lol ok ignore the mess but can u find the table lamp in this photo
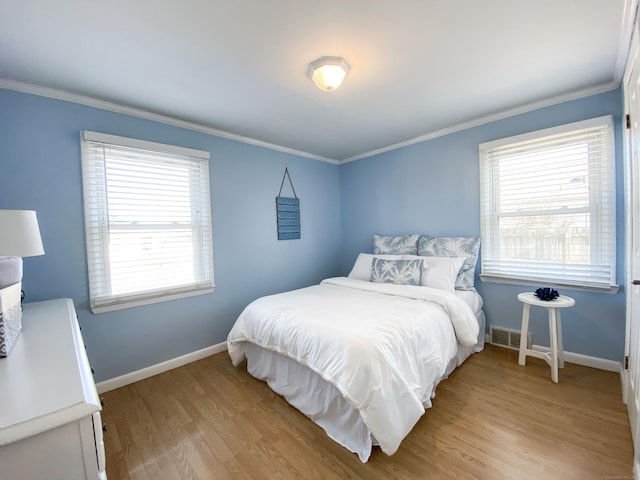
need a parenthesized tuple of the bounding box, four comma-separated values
(0, 210, 45, 357)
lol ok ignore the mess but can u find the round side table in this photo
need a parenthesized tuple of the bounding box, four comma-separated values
(517, 292, 575, 383)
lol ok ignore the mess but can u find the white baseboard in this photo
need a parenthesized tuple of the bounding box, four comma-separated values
(96, 341, 228, 394)
(531, 344, 621, 372)
(98, 337, 622, 394)
(485, 334, 622, 373)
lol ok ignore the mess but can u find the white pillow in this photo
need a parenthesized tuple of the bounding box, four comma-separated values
(348, 253, 404, 281)
(402, 255, 466, 292)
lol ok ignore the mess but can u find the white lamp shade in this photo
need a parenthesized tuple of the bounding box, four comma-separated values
(0, 210, 45, 257)
(307, 56, 351, 92)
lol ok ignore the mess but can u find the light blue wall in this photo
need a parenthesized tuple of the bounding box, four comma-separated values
(339, 89, 626, 362)
(0, 89, 343, 382)
(0, 86, 627, 379)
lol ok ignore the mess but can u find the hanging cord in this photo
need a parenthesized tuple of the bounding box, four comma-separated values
(277, 167, 298, 199)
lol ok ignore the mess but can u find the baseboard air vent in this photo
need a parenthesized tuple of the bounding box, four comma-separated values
(489, 326, 531, 350)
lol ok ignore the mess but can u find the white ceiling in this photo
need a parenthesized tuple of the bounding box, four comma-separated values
(0, 0, 634, 162)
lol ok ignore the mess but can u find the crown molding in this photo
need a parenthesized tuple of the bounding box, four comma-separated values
(341, 4, 637, 164)
(614, 0, 639, 86)
(340, 81, 620, 164)
(0, 78, 340, 165)
(0, 76, 623, 167)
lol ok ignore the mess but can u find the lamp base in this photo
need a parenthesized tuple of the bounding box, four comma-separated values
(0, 282, 22, 357)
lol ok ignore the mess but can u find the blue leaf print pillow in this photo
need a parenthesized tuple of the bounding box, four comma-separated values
(370, 258, 423, 286)
(373, 234, 419, 255)
(418, 236, 480, 290)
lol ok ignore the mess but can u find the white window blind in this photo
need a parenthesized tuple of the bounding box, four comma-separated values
(479, 116, 616, 290)
(81, 131, 214, 313)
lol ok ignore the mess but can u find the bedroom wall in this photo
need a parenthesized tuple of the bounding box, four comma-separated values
(0, 88, 343, 382)
(339, 89, 626, 363)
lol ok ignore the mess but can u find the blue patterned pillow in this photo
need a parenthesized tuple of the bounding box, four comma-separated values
(418, 236, 480, 290)
(370, 258, 423, 286)
(373, 234, 419, 255)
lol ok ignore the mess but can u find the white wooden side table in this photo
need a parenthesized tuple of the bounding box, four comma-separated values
(517, 292, 575, 383)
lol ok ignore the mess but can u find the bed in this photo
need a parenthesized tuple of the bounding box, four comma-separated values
(227, 234, 485, 462)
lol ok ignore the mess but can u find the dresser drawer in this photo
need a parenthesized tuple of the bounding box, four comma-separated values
(92, 412, 106, 475)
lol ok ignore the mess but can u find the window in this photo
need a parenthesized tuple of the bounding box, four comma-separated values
(81, 131, 214, 313)
(479, 116, 616, 291)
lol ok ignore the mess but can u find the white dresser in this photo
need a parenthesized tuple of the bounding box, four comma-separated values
(0, 299, 107, 480)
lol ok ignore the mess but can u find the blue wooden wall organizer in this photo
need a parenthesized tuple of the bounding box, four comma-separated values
(276, 168, 300, 240)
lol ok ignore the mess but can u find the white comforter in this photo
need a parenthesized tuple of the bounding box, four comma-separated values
(227, 277, 479, 458)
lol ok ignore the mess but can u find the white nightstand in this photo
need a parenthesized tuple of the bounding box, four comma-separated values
(517, 292, 575, 383)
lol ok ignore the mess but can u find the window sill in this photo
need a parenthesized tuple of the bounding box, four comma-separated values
(90, 286, 215, 314)
(479, 274, 620, 294)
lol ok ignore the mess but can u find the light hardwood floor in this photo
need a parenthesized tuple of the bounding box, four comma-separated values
(102, 344, 633, 479)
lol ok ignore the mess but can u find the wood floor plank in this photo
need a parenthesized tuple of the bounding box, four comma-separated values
(102, 344, 633, 479)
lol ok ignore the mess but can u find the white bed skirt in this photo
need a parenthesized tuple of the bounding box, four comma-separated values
(245, 309, 486, 462)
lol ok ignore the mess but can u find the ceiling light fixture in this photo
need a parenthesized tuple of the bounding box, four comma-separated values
(307, 56, 350, 92)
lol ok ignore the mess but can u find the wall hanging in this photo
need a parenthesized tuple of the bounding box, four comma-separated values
(276, 168, 300, 240)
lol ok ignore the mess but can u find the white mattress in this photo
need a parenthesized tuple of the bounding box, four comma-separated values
(243, 289, 486, 462)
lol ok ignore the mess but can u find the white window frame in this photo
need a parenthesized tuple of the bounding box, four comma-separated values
(479, 116, 617, 292)
(81, 131, 214, 313)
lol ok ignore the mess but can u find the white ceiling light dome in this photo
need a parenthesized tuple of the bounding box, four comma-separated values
(307, 56, 351, 92)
